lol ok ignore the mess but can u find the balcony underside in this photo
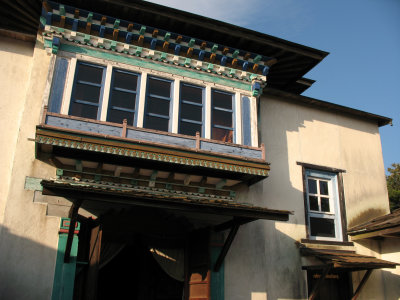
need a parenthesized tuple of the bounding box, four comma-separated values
(36, 113, 270, 186)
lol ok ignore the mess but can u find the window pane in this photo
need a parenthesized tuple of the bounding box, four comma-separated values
(113, 71, 138, 91)
(310, 217, 335, 238)
(107, 109, 134, 126)
(73, 82, 101, 104)
(179, 121, 201, 136)
(308, 179, 317, 194)
(212, 127, 233, 143)
(321, 197, 330, 212)
(320, 181, 329, 195)
(69, 103, 98, 119)
(109, 90, 136, 110)
(212, 90, 232, 109)
(181, 103, 202, 122)
(76, 63, 103, 84)
(212, 109, 233, 128)
(148, 77, 171, 98)
(144, 115, 169, 131)
(181, 84, 202, 104)
(147, 97, 170, 116)
(309, 196, 319, 211)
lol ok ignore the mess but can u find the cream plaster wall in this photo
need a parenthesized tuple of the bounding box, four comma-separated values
(0, 36, 34, 230)
(226, 94, 391, 300)
(0, 36, 60, 300)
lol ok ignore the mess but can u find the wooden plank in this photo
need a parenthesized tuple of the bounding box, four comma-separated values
(84, 224, 102, 300)
(214, 224, 239, 272)
(308, 266, 331, 300)
(48, 57, 69, 114)
(352, 270, 373, 300)
(201, 141, 262, 159)
(241, 96, 252, 146)
(127, 127, 197, 148)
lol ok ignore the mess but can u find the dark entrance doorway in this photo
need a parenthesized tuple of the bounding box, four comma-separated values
(97, 237, 184, 300)
(307, 270, 352, 300)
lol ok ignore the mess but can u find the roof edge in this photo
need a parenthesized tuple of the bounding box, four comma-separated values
(263, 88, 392, 127)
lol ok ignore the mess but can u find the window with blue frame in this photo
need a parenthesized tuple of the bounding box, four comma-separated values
(178, 83, 204, 137)
(143, 76, 173, 132)
(69, 62, 105, 120)
(106, 69, 140, 126)
(211, 89, 234, 143)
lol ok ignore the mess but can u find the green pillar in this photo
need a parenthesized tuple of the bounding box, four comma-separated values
(211, 244, 225, 300)
(52, 218, 80, 300)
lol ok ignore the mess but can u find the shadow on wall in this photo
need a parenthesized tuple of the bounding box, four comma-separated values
(0, 224, 57, 300)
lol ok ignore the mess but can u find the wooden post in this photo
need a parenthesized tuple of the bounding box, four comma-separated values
(64, 199, 82, 263)
(352, 269, 373, 300)
(308, 265, 331, 300)
(41, 105, 48, 125)
(196, 131, 200, 150)
(122, 118, 127, 138)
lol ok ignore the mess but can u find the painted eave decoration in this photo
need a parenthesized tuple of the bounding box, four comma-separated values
(41, 1, 274, 93)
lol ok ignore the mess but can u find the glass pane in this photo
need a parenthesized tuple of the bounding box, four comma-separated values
(148, 77, 171, 98)
(181, 103, 202, 122)
(144, 115, 169, 132)
(73, 82, 101, 104)
(107, 109, 134, 126)
(113, 71, 138, 91)
(321, 197, 330, 212)
(147, 96, 170, 116)
(69, 102, 98, 119)
(310, 217, 335, 238)
(109, 90, 136, 110)
(212, 90, 232, 109)
(308, 179, 317, 194)
(181, 84, 202, 104)
(179, 121, 201, 136)
(320, 181, 329, 195)
(309, 196, 319, 211)
(212, 127, 233, 143)
(76, 63, 103, 84)
(212, 109, 232, 127)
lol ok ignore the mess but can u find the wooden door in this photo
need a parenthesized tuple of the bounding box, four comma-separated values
(186, 229, 211, 300)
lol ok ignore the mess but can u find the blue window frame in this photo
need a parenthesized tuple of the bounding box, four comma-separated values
(106, 69, 140, 126)
(211, 89, 234, 143)
(143, 76, 173, 132)
(178, 82, 204, 137)
(69, 62, 105, 120)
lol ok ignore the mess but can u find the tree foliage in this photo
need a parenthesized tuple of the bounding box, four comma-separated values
(387, 163, 400, 212)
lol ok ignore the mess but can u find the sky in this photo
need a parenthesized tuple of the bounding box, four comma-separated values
(147, 0, 400, 174)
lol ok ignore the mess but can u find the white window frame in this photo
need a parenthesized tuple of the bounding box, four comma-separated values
(52, 52, 258, 146)
(305, 169, 343, 241)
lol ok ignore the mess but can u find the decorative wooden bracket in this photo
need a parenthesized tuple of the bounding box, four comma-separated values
(213, 223, 240, 272)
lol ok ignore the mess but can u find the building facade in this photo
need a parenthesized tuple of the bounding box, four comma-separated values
(0, 1, 398, 299)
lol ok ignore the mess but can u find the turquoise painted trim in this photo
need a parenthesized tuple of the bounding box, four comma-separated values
(59, 43, 252, 92)
(211, 247, 224, 300)
(24, 177, 43, 191)
(51, 221, 79, 300)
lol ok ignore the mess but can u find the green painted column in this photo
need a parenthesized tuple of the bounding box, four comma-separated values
(52, 218, 80, 300)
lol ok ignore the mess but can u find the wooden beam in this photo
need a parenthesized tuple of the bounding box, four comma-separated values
(184, 175, 192, 186)
(308, 265, 331, 300)
(214, 223, 239, 272)
(64, 199, 82, 263)
(352, 269, 373, 300)
(75, 160, 83, 172)
(149, 170, 158, 187)
(114, 166, 122, 177)
(215, 179, 227, 189)
(214, 217, 254, 232)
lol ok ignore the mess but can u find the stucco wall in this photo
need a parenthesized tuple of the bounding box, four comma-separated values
(0, 36, 34, 229)
(225, 94, 390, 300)
(0, 36, 60, 300)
